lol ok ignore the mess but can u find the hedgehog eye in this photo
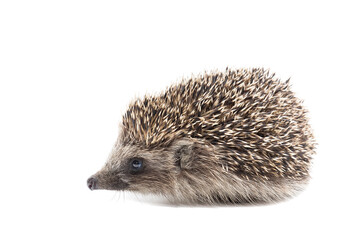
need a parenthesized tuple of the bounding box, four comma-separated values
(130, 158, 143, 172)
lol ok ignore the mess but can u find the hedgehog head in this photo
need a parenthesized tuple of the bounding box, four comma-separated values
(87, 133, 219, 201)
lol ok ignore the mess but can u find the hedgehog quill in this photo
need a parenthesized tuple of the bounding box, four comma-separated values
(87, 68, 316, 204)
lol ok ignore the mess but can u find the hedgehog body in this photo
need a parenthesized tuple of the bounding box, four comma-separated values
(87, 68, 316, 204)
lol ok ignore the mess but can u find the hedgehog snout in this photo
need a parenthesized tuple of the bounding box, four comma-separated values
(87, 177, 97, 191)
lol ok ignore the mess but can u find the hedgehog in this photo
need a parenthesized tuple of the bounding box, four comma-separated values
(87, 68, 316, 204)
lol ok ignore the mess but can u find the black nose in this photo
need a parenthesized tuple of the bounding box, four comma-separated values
(87, 177, 97, 190)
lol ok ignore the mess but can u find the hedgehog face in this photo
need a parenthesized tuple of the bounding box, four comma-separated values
(87, 136, 222, 201)
(87, 138, 195, 195)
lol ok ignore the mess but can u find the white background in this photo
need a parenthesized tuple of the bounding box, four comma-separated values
(1, 0, 359, 239)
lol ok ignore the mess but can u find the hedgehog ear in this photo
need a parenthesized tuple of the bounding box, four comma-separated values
(173, 140, 195, 170)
